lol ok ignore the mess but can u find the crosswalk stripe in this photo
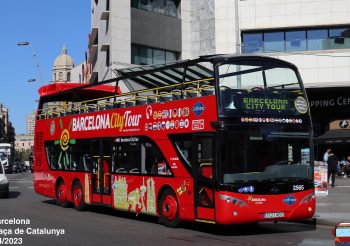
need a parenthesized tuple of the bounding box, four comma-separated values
(8, 180, 32, 183)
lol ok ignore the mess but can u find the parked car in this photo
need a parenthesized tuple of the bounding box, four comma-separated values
(19, 162, 26, 172)
(12, 163, 21, 173)
(0, 164, 9, 198)
(0, 153, 11, 174)
(3, 165, 11, 174)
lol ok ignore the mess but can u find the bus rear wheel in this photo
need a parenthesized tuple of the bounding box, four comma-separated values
(158, 189, 180, 228)
(3, 190, 9, 199)
(56, 181, 69, 207)
(72, 182, 85, 211)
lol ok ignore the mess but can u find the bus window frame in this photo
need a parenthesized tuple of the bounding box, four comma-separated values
(112, 136, 173, 177)
(213, 58, 310, 119)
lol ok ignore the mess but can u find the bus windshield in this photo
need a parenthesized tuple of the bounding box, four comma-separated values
(218, 60, 306, 117)
(221, 125, 312, 184)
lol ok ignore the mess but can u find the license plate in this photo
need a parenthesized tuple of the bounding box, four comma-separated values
(264, 212, 284, 219)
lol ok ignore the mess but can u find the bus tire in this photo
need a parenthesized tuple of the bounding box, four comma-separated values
(72, 182, 85, 211)
(158, 189, 180, 228)
(56, 181, 69, 207)
(3, 191, 9, 198)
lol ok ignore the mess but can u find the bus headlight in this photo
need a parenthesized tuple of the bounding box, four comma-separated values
(301, 193, 315, 203)
(220, 195, 247, 207)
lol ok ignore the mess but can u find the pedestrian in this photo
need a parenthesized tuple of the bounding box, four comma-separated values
(327, 151, 338, 187)
(323, 148, 331, 162)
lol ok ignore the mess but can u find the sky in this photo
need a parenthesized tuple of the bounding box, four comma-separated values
(0, 1, 90, 134)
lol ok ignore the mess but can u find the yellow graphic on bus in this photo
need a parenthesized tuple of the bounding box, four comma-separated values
(84, 173, 90, 204)
(113, 176, 128, 210)
(60, 129, 70, 151)
(112, 177, 156, 215)
(53, 119, 76, 169)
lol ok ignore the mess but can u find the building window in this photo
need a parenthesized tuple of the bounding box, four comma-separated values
(264, 31, 284, 52)
(329, 27, 350, 49)
(307, 29, 328, 50)
(67, 72, 71, 81)
(106, 47, 110, 67)
(59, 72, 63, 80)
(286, 30, 306, 51)
(242, 33, 263, 53)
(131, 0, 180, 18)
(131, 44, 179, 65)
(242, 26, 350, 53)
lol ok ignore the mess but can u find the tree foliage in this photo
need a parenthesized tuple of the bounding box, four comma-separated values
(14, 149, 31, 162)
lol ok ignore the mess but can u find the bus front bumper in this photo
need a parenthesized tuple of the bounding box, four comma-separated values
(215, 191, 315, 225)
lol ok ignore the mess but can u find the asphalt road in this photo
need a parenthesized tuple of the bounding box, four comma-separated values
(0, 172, 335, 246)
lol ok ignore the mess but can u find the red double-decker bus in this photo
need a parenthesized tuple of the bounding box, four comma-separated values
(33, 55, 315, 227)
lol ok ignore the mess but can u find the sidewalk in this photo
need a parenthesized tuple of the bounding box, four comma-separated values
(315, 177, 350, 227)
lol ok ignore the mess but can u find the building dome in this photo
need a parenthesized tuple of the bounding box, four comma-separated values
(53, 46, 74, 69)
(52, 46, 75, 83)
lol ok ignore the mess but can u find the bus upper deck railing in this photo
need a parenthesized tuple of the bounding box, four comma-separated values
(37, 78, 215, 120)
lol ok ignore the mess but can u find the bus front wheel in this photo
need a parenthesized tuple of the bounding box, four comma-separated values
(56, 181, 69, 207)
(72, 182, 85, 211)
(158, 189, 180, 228)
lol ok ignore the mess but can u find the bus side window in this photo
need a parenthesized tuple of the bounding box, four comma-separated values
(113, 142, 140, 173)
(80, 140, 91, 171)
(142, 139, 171, 175)
(112, 137, 171, 175)
(170, 134, 193, 170)
(45, 142, 59, 170)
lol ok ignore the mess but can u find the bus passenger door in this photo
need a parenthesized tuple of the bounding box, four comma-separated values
(91, 139, 112, 205)
(193, 134, 216, 223)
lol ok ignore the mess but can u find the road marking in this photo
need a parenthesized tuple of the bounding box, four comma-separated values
(316, 203, 333, 206)
(334, 186, 350, 187)
(9, 186, 34, 189)
(8, 180, 32, 183)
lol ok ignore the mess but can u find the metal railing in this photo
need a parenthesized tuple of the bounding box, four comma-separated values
(37, 77, 215, 120)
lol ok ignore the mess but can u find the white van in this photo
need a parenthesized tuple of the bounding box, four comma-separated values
(0, 164, 9, 198)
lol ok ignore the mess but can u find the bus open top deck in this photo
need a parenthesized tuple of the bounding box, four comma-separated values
(33, 54, 315, 227)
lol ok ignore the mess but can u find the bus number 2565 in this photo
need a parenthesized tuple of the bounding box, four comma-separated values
(293, 185, 304, 191)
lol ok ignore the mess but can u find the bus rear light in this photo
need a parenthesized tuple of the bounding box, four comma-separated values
(233, 211, 238, 216)
(308, 207, 312, 212)
(220, 195, 247, 207)
(301, 193, 315, 203)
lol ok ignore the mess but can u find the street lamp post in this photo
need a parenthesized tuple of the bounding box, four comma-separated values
(17, 41, 45, 86)
(235, 0, 248, 54)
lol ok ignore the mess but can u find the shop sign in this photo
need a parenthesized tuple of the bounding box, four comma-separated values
(330, 120, 350, 130)
(309, 97, 350, 109)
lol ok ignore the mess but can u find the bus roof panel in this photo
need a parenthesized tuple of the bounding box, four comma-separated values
(116, 61, 214, 90)
(38, 83, 116, 97)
